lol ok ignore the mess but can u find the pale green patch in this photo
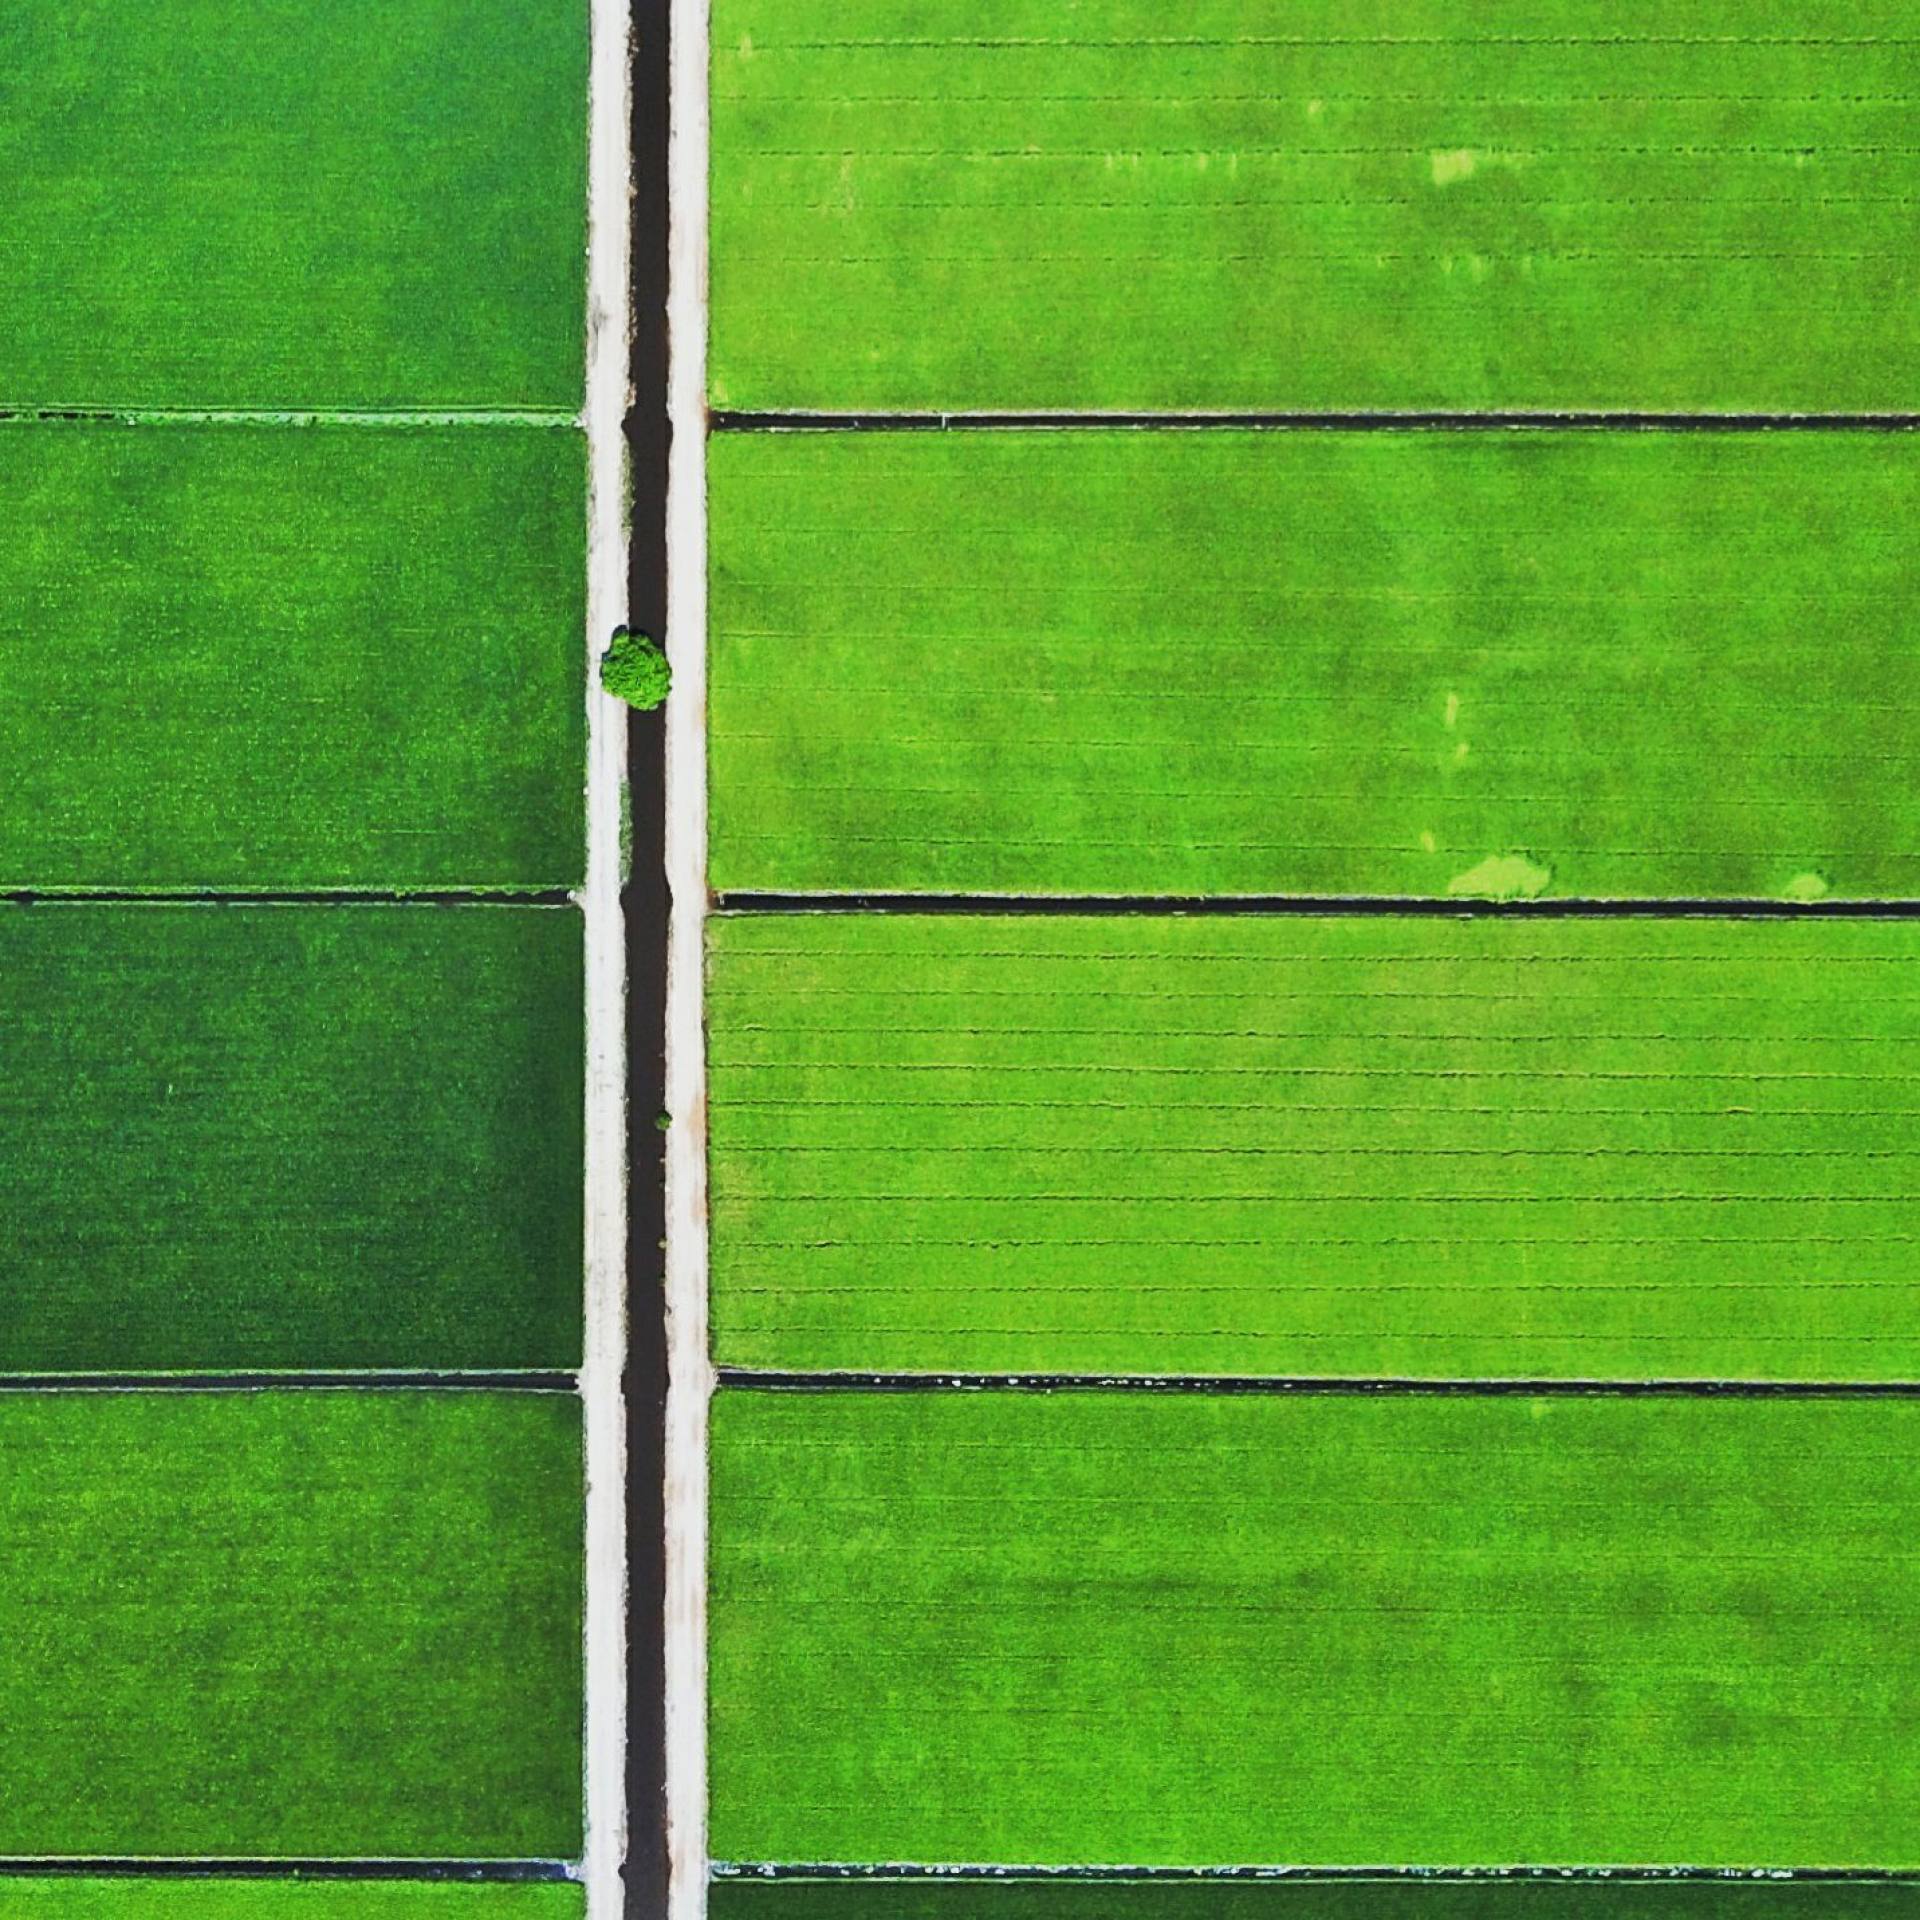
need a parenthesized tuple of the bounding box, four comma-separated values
(1446, 852, 1551, 900)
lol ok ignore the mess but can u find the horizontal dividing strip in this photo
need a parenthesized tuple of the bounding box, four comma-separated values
(715, 1370, 1920, 1399)
(715, 893, 1920, 919)
(0, 408, 581, 430)
(0, 1861, 574, 1882)
(711, 1866, 1920, 1885)
(0, 1373, 580, 1393)
(709, 410, 1920, 434)
(0, 889, 578, 908)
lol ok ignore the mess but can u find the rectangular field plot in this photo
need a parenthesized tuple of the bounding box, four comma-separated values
(712, 1390, 1920, 1867)
(0, 424, 585, 891)
(710, 913, 1920, 1381)
(0, 1890, 582, 1920)
(709, 1883, 1920, 1919)
(0, 905, 582, 1372)
(0, 0, 585, 410)
(710, 1, 1920, 412)
(0, 1391, 581, 1859)
(709, 429, 1920, 901)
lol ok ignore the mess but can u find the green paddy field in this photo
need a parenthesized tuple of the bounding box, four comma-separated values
(8, 0, 1916, 1895)
(0, 1891, 581, 1920)
(712, 1390, 1920, 1868)
(708, 1885, 1920, 1920)
(709, 428, 1919, 900)
(0, 423, 586, 891)
(710, 0, 1919, 411)
(710, 912, 1920, 1380)
(0, 0, 596, 1891)
(0, 0, 586, 410)
(0, 1391, 581, 1858)
(0, 906, 582, 1372)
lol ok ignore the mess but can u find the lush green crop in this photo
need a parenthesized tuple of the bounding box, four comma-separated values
(0, 0, 585, 410)
(0, 905, 582, 1372)
(709, 428, 1920, 900)
(0, 1888, 581, 1919)
(710, 0, 1919, 411)
(712, 1389, 1920, 1867)
(709, 1881, 1920, 1919)
(0, 423, 585, 891)
(0, 1391, 581, 1858)
(710, 912, 1920, 1381)
(0, 0, 596, 1897)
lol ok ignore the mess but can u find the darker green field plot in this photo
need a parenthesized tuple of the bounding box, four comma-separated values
(710, 0, 1920, 411)
(0, 423, 585, 892)
(711, 1390, 1920, 1867)
(708, 1881, 1920, 1919)
(0, 1889, 581, 1919)
(709, 429, 1920, 900)
(0, 1391, 581, 1858)
(0, 906, 582, 1372)
(709, 913, 1920, 1380)
(0, 0, 585, 409)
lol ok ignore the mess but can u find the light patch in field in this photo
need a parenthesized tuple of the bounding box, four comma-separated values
(1420, 830, 1438, 853)
(1444, 692, 1460, 729)
(1448, 852, 1552, 900)
(1431, 148, 1479, 187)
(1783, 871, 1831, 902)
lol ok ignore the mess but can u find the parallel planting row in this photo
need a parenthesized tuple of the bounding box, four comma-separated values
(1, 0, 593, 1901)
(700, 0, 1920, 1904)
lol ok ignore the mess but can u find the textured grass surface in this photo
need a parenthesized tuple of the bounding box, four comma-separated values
(0, 423, 585, 891)
(710, 1, 1920, 412)
(708, 1883, 1920, 1918)
(709, 913, 1920, 1380)
(0, 1391, 581, 1858)
(709, 429, 1920, 899)
(0, 1890, 581, 1919)
(712, 1390, 1920, 1866)
(0, 0, 585, 409)
(0, 906, 582, 1372)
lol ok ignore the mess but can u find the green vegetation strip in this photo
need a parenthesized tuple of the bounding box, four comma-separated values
(710, 429, 1919, 900)
(710, 913, 1920, 1381)
(0, 906, 581, 1372)
(713, 1390, 1920, 1866)
(0, 1890, 580, 1920)
(0, 1392, 580, 1858)
(711, 0, 1918, 412)
(0, 424, 585, 891)
(1, 0, 584, 409)
(708, 1882, 1920, 1919)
